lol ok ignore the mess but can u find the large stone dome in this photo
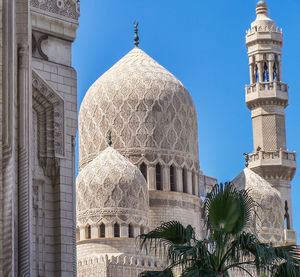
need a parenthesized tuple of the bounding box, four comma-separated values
(79, 47, 199, 171)
(76, 147, 149, 226)
(232, 168, 284, 245)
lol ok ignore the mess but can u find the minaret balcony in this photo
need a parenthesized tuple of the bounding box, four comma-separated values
(245, 82, 289, 109)
(248, 149, 296, 180)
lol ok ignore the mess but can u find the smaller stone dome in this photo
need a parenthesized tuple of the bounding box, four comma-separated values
(232, 168, 284, 245)
(76, 147, 149, 225)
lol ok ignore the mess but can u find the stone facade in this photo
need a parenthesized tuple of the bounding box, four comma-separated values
(0, 0, 79, 276)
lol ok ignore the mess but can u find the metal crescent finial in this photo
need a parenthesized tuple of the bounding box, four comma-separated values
(107, 130, 112, 147)
(134, 21, 139, 47)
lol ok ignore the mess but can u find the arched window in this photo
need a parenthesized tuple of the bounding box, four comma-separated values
(182, 168, 187, 193)
(263, 62, 269, 82)
(85, 224, 91, 239)
(128, 223, 134, 238)
(273, 62, 278, 81)
(114, 222, 120, 238)
(140, 225, 144, 235)
(284, 200, 290, 230)
(255, 64, 259, 83)
(192, 171, 195, 195)
(156, 164, 162, 190)
(170, 165, 176, 192)
(76, 227, 80, 241)
(99, 223, 105, 238)
(140, 163, 147, 181)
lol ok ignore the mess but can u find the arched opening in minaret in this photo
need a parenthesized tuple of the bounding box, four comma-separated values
(128, 223, 134, 238)
(263, 62, 269, 82)
(140, 162, 147, 181)
(85, 224, 91, 239)
(273, 62, 278, 81)
(99, 223, 105, 238)
(114, 222, 120, 238)
(255, 64, 259, 83)
(170, 165, 176, 192)
(156, 163, 162, 190)
(192, 171, 195, 195)
(284, 200, 290, 230)
(182, 167, 187, 193)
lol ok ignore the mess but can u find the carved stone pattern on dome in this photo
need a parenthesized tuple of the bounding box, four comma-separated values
(233, 169, 284, 245)
(30, 0, 80, 20)
(32, 70, 64, 176)
(76, 148, 149, 224)
(79, 48, 199, 171)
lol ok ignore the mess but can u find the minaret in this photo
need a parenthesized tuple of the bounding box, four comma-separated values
(245, 1, 297, 245)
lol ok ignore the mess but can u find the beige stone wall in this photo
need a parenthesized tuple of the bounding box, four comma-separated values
(149, 191, 204, 238)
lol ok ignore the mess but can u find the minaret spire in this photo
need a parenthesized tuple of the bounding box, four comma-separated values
(133, 21, 139, 47)
(245, 2, 297, 245)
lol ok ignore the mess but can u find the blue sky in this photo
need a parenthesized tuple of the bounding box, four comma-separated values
(73, 0, 300, 242)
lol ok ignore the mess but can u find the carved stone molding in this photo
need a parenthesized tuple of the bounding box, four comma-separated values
(30, 0, 80, 20)
(32, 32, 49, 61)
(32, 69, 64, 177)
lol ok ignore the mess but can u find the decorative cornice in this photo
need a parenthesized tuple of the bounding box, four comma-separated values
(30, 0, 80, 21)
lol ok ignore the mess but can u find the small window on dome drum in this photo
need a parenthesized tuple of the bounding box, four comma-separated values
(156, 164, 162, 190)
(140, 163, 147, 181)
(114, 222, 120, 238)
(128, 223, 134, 238)
(85, 224, 91, 239)
(99, 223, 105, 238)
(170, 165, 176, 192)
(182, 168, 187, 193)
(140, 225, 144, 235)
(192, 171, 195, 195)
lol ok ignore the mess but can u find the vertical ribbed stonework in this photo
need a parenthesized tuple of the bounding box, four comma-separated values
(2, 0, 17, 275)
(0, 0, 3, 273)
(245, 1, 297, 245)
(18, 44, 32, 276)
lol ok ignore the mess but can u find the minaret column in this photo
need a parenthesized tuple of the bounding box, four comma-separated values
(245, 0, 296, 245)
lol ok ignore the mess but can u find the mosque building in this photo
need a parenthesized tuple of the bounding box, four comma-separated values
(0, 0, 297, 276)
(76, 1, 297, 276)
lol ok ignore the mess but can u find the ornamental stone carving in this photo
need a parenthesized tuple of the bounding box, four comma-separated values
(76, 147, 149, 224)
(30, 0, 80, 20)
(79, 47, 199, 171)
(32, 69, 65, 176)
(233, 168, 284, 245)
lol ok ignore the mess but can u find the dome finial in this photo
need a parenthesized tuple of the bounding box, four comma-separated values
(133, 21, 139, 47)
(256, 1, 268, 16)
(107, 130, 112, 146)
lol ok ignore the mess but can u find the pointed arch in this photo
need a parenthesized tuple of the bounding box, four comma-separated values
(170, 165, 176, 192)
(99, 223, 105, 238)
(128, 223, 134, 238)
(182, 167, 187, 193)
(140, 162, 147, 181)
(156, 163, 162, 190)
(114, 222, 120, 238)
(85, 224, 91, 239)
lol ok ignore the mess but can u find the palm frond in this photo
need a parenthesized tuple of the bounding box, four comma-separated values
(138, 221, 195, 256)
(204, 182, 255, 235)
